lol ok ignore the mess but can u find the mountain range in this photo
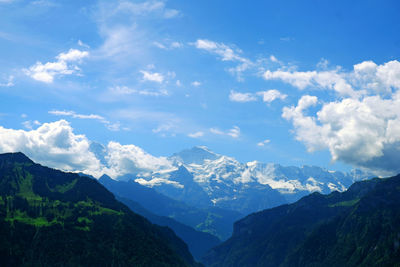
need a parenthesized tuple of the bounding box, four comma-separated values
(1, 151, 398, 266)
(90, 144, 373, 216)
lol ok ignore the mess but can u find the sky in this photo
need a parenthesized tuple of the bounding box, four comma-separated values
(1, 0, 400, 176)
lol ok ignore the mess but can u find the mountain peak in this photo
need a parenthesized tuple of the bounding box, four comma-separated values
(0, 152, 33, 164)
(99, 174, 114, 183)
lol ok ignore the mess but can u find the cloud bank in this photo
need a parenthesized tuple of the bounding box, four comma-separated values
(281, 60, 400, 174)
(0, 120, 174, 178)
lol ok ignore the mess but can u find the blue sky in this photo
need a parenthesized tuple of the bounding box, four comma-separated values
(1, 0, 400, 175)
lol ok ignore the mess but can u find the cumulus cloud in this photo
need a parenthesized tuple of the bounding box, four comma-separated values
(210, 126, 240, 139)
(276, 59, 400, 174)
(105, 141, 174, 177)
(283, 92, 400, 174)
(24, 49, 89, 83)
(229, 89, 286, 104)
(0, 120, 103, 176)
(352, 60, 400, 94)
(0, 120, 175, 178)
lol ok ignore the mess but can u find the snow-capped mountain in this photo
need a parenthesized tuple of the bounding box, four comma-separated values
(128, 146, 374, 215)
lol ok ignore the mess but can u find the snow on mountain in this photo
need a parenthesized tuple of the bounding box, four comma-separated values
(86, 143, 374, 214)
(129, 146, 374, 214)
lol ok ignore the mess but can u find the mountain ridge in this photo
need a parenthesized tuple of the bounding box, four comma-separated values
(0, 152, 199, 266)
(202, 174, 400, 267)
(130, 146, 373, 215)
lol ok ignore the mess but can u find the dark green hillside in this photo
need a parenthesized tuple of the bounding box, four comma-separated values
(285, 174, 400, 267)
(0, 152, 198, 266)
(203, 175, 400, 267)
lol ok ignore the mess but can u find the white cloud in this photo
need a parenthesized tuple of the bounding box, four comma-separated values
(105, 141, 174, 177)
(140, 70, 164, 83)
(0, 120, 175, 178)
(188, 131, 204, 138)
(210, 126, 240, 139)
(194, 39, 252, 80)
(56, 49, 88, 62)
(257, 89, 287, 103)
(191, 81, 201, 87)
(49, 110, 122, 131)
(273, 59, 400, 174)
(229, 90, 257, 102)
(49, 110, 106, 121)
(229, 89, 287, 104)
(195, 39, 243, 61)
(257, 139, 270, 147)
(264, 60, 400, 98)
(263, 69, 358, 97)
(283, 92, 400, 174)
(0, 120, 104, 176)
(135, 177, 183, 188)
(24, 49, 89, 83)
